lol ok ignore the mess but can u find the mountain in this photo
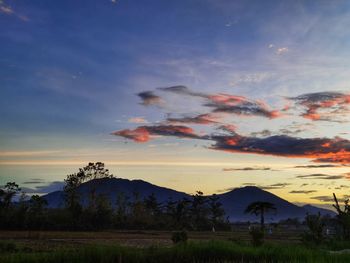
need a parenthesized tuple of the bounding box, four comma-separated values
(302, 204, 336, 217)
(43, 178, 335, 222)
(217, 186, 335, 221)
(44, 177, 187, 208)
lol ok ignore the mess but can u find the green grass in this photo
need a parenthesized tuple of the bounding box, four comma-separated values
(1, 240, 350, 263)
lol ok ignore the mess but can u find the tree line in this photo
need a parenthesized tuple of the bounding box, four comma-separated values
(0, 163, 229, 231)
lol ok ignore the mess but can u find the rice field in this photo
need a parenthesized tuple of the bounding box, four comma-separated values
(1, 229, 350, 263)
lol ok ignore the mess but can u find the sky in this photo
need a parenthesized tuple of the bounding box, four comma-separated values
(1, 0, 350, 207)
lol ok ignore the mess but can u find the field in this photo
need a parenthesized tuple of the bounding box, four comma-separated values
(1, 228, 350, 263)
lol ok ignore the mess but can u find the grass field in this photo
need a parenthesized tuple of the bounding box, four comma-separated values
(1, 229, 350, 262)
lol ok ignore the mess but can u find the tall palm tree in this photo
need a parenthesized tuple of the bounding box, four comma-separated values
(245, 202, 276, 230)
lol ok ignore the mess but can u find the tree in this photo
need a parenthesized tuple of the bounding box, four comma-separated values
(79, 162, 113, 182)
(63, 162, 113, 223)
(303, 212, 325, 245)
(0, 182, 21, 210)
(245, 201, 276, 230)
(333, 193, 350, 240)
(64, 173, 82, 218)
(190, 191, 209, 230)
(165, 197, 191, 229)
(144, 193, 160, 216)
(208, 194, 225, 229)
(129, 191, 147, 227)
(27, 195, 48, 229)
(115, 192, 129, 227)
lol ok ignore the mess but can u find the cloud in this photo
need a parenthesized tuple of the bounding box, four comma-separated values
(0, 4, 12, 14)
(289, 190, 317, 194)
(159, 86, 281, 119)
(294, 164, 340, 168)
(310, 195, 349, 203)
(137, 91, 163, 106)
(228, 183, 289, 190)
(288, 91, 350, 122)
(205, 93, 280, 119)
(223, 167, 271, 171)
(250, 129, 272, 137)
(217, 124, 237, 134)
(0, 150, 62, 157)
(112, 125, 206, 142)
(310, 196, 335, 203)
(210, 133, 350, 165)
(128, 117, 148, 124)
(296, 173, 344, 180)
(114, 88, 350, 165)
(260, 183, 290, 190)
(167, 113, 219, 125)
(0, 1, 29, 21)
(113, 123, 350, 165)
(21, 181, 65, 194)
(158, 85, 207, 98)
(276, 47, 289, 55)
(22, 179, 46, 185)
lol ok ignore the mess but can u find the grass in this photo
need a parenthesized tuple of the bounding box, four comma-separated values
(1, 240, 350, 263)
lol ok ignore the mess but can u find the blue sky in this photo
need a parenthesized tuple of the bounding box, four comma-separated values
(1, 0, 350, 206)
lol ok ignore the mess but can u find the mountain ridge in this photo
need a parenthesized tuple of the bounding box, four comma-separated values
(43, 177, 336, 222)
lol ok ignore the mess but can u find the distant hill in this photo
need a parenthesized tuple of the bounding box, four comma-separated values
(43, 178, 187, 208)
(43, 178, 336, 222)
(302, 204, 336, 217)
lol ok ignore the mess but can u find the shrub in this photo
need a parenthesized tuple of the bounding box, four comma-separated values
(0, 242, 17, 253)
(171, 231, 188, 244)
(249, 227, 264, 246)
(302, 213, 324, 246)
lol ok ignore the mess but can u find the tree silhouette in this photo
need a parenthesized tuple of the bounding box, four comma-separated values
(208, 194, 225, 229)
(245, 201, 276, 230)
(63, 162, 113, 222)
(333, 193, 350, 240)
(0, 182, 21, 210)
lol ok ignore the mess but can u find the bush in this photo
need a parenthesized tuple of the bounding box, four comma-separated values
(171, 231, 188, 244)
(0, 242, 17, 253)
(302, 213, 325, 246)
(249, 228, 264, 246)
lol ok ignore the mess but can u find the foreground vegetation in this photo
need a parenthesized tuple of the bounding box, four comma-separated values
(1, 240, 350, 263)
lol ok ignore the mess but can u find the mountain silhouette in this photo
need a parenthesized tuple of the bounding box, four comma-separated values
(43, 177, 335, 222)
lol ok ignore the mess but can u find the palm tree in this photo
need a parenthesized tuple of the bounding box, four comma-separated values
(245, 202, 276, 230)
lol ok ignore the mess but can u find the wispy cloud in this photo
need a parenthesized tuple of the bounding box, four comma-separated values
(289, 190, 317, 194)
(293, 164, 340, 168)
(112, 125, 206, 142)
(296, 173, 344, 180)
(128, 117, 149, 124)
(260, 183, 290, 190)
(167, 113, 220, 125)
(0, 150, 63, 157)
(0, 1, 29, 21)
(310, 196, 335, 203)
(22, 181, 65, 194)
(276, 47, 289, 55)
(222, 182, 290, 191)
(288, 91, 350, 122)
(223, 167, 272, 171)
(159, 86, 281, 119)
(137, 91, 163, 106)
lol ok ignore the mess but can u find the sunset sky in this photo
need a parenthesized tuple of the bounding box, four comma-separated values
(1, 0, 350, 207)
